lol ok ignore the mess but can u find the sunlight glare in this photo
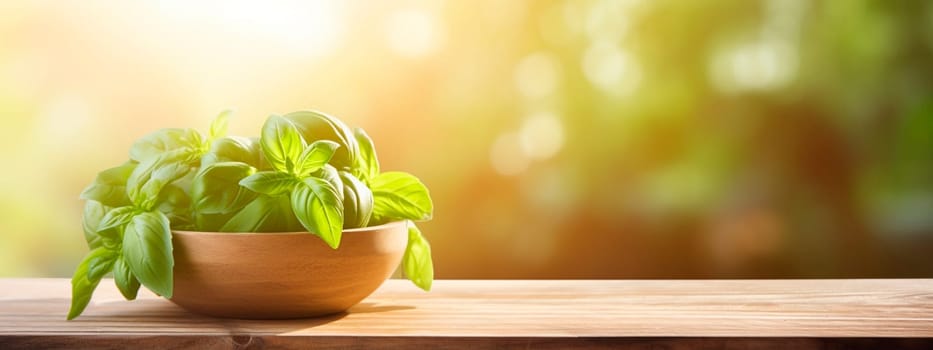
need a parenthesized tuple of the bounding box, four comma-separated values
(385, 8, 445, 59)
(519, 112, 564, 161)
(514, 52, 562, 99)
(582, 40, 641, 97)
(490, 132, 531, 176)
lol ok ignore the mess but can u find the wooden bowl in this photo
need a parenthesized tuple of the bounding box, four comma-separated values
(169, 221, 407, 319)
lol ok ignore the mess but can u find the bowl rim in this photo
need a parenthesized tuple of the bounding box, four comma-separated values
(172, 220, 408, 236)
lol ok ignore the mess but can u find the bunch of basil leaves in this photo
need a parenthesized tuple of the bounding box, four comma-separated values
(70, 110, 434, 319)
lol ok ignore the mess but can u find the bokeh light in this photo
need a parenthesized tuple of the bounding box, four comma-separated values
(1, 0, 931, 279)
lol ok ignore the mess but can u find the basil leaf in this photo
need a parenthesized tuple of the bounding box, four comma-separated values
(239, 171, 298, 197)
(79, 161, 137, 207)
(371, 172, 434, 222)
(193, 213, 230, 232)
(113, 256, 141, 301)
(285, 110, 359, 171)
(192, 161, 257, 215)
(314, 164, 342, 192)
(260, 115, 305, 174)
(87, 248, 118, 281)
(67, 247, 112, 320)
(82, 201, 108, 250)
(203, 136, 262, 168)
(122, 211, 174, 298)
(220, 195, 301, 232)
(157, 183, 192, 229)
(127, 149, 194, 210)
(209, 109, 232, 141)
(291, 177, 344, 248)
(354, 128, 380, 182)
(297, 140, 340, 177)
(129, 128, 203, 163)
(403, 222, 434, 291)
(139, 161, 192, 206)
(96, 206, 137, 242)
(339, 171, 373, 229)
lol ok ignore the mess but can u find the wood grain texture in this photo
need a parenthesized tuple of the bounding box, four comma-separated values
(2, 336, 932, 350)
(1, 279, 931, 349)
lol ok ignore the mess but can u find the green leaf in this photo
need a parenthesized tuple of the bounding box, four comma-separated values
(67, 247, 112, 320)
(209, 109, 233, 141)
(403, 222, 434, 291)
(113, 256, 141, 301)
(239, 171, 298, 197)
(285, 110, 360, 171)
(193, 213, 230, 232)
(340, 171, 373, 229)
(83, 201, 108, 250)
(260, 115, 305, 174)
(139, 161, 192, 204)
(122, 211, 174, 298)
(314, 164, 342, 192)
(96, 206, 137, 242)
(297, 140, 340, 177)
(127, 149, 194, 210)
(129, 128, 203, 163)
(371, 172, 434, 222)
(354, 128, 380, 182)
(291, 177, 344, 248)
(202, 136, 262, 168)
(220, 195, 301, 232)
(157, 183, 193, 229)
(192, 162, 257, 215)
(87, 248, 118, 281)
(79, 161, 137, 207)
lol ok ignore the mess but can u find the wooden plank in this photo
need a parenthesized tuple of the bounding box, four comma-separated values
(1, 279, 931, 348)
(2, 336, 932, 350)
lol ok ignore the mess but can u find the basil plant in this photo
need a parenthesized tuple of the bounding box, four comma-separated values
(69, 110, 434, 319)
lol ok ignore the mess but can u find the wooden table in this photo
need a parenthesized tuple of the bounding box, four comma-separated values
(1, 279, 931, 349)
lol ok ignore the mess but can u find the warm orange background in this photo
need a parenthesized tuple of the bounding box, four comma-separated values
(1, 1, 931, 278)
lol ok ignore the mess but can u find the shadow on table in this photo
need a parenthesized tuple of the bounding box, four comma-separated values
(31, 296, 417, 342)
(348, 302, 415, 314)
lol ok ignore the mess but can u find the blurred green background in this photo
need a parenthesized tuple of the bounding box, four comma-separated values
(1, 0, 931, 278)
